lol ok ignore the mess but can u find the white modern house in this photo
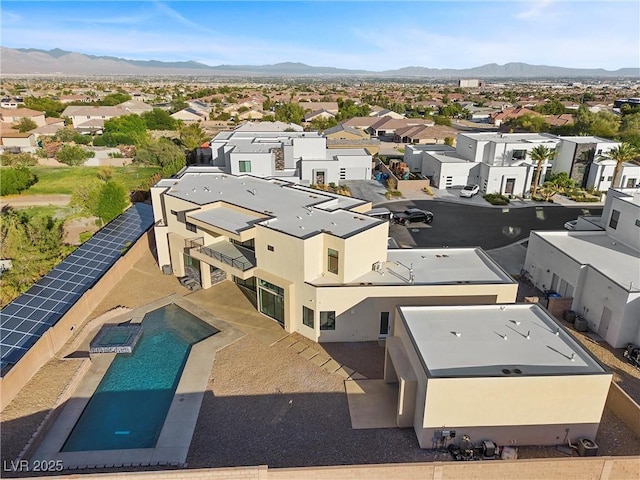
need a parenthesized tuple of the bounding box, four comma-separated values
(385, 304, 611, 448)
(524, 189, 640, 348)
(151, 168, 518, 343)
(407, 132, 560, 195)
(204, 122, 372, 185)
(554, 136, 640, 191)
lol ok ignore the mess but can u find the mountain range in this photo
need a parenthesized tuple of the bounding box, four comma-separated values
(2, 47, 638, 78)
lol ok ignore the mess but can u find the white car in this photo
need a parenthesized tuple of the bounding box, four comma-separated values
(460, 184, 480, 198)
(564, 220, 577, 231)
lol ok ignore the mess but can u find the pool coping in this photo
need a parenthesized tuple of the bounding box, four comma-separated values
(30, 294, 245, 469)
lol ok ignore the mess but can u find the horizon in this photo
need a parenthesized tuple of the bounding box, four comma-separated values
(1, 1, 639, 71)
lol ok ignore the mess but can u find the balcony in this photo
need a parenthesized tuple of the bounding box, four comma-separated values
(185, 237, 256, 272)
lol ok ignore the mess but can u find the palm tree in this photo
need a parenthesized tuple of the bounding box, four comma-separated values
(602, 143, 639, 188)
(529, 145, 554, 196)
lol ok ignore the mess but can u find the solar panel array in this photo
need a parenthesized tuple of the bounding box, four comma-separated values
(0, 203, 155, 374)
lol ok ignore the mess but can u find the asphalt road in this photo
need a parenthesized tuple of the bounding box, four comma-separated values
(382, 200, 603, 250)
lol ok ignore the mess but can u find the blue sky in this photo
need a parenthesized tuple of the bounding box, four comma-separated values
(1, 1, 638, 70)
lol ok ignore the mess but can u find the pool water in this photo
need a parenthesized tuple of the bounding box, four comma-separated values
(62, 304, 218, 452)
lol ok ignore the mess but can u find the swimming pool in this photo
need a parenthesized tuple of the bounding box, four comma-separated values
(62, 304, 218, 452)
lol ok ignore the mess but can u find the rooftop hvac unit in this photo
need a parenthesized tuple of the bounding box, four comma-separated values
(372, 261, 383, 272)
(482, 440, 496, 458)
(577, 438, 598, 457)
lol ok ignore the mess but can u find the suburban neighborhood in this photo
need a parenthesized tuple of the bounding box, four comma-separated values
(1, 39, 640, 480)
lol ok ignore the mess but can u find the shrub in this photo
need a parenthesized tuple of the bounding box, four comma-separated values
(95, 180, 128, 224)
(384, 190, 403, 199)
(78, 231, 93, 243)
(0, 152, 37, 167)
(0, 166, 37, 195)
(483, 193, 510, 205)
(92, 136, 106, 146)
(55, 144, 94, 166)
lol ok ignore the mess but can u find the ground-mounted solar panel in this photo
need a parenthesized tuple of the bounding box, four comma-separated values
(0, 203, 154, 376)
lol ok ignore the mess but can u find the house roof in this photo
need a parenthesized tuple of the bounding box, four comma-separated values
(398, 303, 608, 378)
(160, 169, 375, 240)
(341, 117, 381, 128)
(324, 124, 369, 138)
(64, 106, 127, 118)
(0, 108, 44, 118)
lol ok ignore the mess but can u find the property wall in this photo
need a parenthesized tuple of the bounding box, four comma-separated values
(606, 382, 640, 437)
(421, 374, 611, 446)
(0, 230, 152, 411)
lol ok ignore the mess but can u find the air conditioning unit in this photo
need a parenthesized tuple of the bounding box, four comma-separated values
(372, 261, 383, 272)
(577, 438, 598, 457)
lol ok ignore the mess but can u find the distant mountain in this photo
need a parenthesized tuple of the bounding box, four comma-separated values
(1, 47, 638, 78)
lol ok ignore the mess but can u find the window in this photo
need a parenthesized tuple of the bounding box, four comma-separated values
(379, 312, 390, 336)
(320, 311, 336, 330)
(267, 245, 274, 252)
(609, 210, 620, 229)
(239, 160, 251, 173)
(607, 176, 613, 181)
(327, 248, 339, 274)
(635, 219, 640, 228)
(597, 149, 602, 155)
(302, 306, 314, 328)
(512, 149, 527, 160)
(626, 178, 637, 188)
(600, 177, 605, 182)
(186, 222, 197, 233)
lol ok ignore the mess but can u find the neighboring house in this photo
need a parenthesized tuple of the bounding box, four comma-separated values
(324, 125, 369, 141)
(0, 97, 24, 109)
(0, 126, 38, 153)
(341, 116, 384, 131)
(386, 304, 611, 447)
(369, 108, 405, 119)
(544, 114, 574, 128)
(304, 109, 336, 122)
(0, 108, 47, 127)
(392, 124, 457, 145)
(490, 107, 539, 127)
(553, 136, 623, 189)
(524, 188, 640, 348)
(408, 132, 560, 194)
(324, 125, 381, 155)
(367, 117, 434, 139)
(236, 109, 265, 121)
(59, 94, 94, 104)
(298, 102, 339, 114)
(118, 99, 154, 115)
(62, 106, 128, 129)
(171, 108, 208, 122)
(30, 118, 66, 137)
(206, 122, 373, 184)
(151, 168, 518, 343)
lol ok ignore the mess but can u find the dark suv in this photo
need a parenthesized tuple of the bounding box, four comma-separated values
(393, 208, 434, 225)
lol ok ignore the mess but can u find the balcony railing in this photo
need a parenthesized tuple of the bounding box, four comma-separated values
(185, 238, 255, 271)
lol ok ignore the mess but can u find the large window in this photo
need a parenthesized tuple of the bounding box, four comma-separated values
(327, 248, 339, 274)
(186, 222, 197, 233)
(320, 311, 336, 330)
(609, 210, 620, 230)
(258, 279, 284, 326)
(239, 160, 251, 173)
(512, 149, 527, 160)
(302, 306, 314, 328)
(379, 312, 390, 336)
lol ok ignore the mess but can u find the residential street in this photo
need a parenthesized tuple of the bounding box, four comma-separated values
(381, 199, 603, 250)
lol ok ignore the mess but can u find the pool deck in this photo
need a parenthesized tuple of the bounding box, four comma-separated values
(31, 295, 244, 468)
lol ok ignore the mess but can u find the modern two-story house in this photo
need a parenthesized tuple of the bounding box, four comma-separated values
(151, 168, 518, 342)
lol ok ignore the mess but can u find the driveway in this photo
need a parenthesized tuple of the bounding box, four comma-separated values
(343, 180, 387, 204)
(381, 199, 603, 250)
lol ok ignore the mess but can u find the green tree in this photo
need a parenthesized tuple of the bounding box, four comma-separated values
(433, 115, 452, 126)
(619, 112, 640, 149)
(504, 114, 549, 133)
(71, 180, 101, 216)
(444, 137, 454, 146)
(23, 96, 65, 117)
(102, 114, 149, 146)
(573, 107, 620, 138)
(539, 172, 575, 201)
(0, 167, 37, 195)
(274, 102, 306, 125)
(170, 96, 189, 114)
(601, 143, 640, 188)
(309, 116, 338, 132)
(528, 145, 555, 196)
(135, 138, 186, 167)
(95, 181, 128, 224)
(533, 99, 567, 115)
(100, 92, 132, 106)
(15, 117, 38, 133)
(179, 123, 208, 150)
(55, 144, 94, 166)
(141, 108, 178, 130)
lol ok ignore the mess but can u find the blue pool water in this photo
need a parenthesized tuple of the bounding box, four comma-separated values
(62, 304, 218, 452)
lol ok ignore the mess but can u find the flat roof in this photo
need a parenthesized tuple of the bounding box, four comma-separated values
(398, 303, 608, 377)
(532, 231, 640, 292)
(425, 151, 469, 163)
(459, 132, 559, 144)
(559, 136, 620, 144)
(166, 171, 377, 239)
(310, 248, 515, 286)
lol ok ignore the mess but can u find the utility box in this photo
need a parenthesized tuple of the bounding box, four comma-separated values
(577, 438, 598, 457)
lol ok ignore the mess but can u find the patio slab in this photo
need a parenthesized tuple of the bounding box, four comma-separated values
(344, 379, 398, 429)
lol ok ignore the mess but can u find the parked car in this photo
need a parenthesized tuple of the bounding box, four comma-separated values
(393, 208, 434, 225)
(564, 220, 577, 231)
(460, 184, 480, 197)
